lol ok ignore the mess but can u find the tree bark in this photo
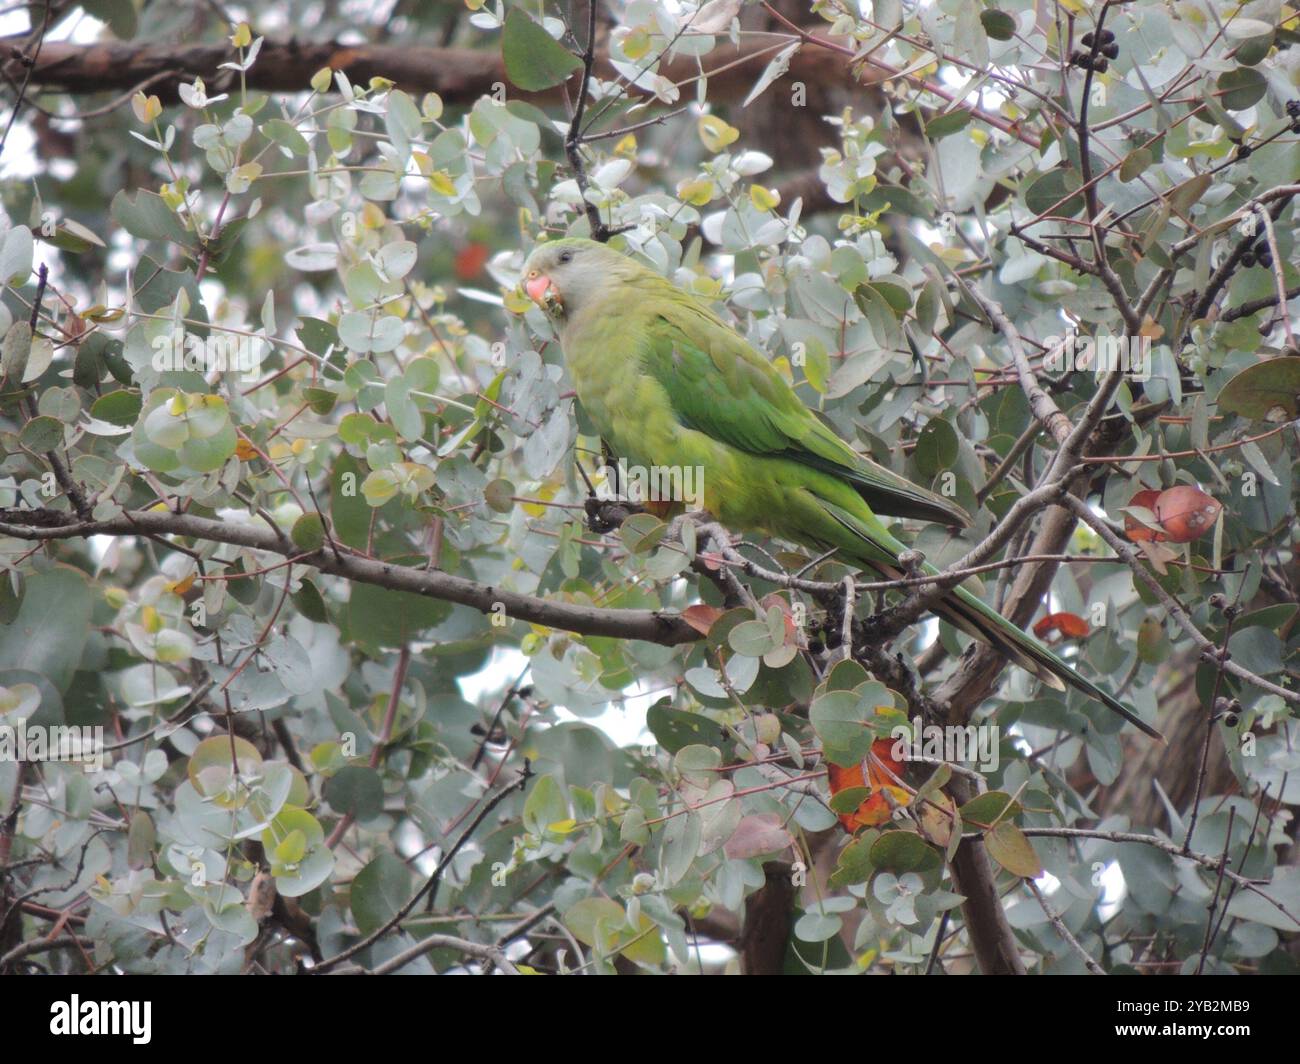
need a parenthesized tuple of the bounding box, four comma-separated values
(11, 36, 838, 106)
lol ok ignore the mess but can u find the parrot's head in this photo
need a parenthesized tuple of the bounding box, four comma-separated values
(521, 238, 631, 322)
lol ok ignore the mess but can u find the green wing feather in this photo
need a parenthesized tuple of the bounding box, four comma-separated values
(639, 302, 970, 527)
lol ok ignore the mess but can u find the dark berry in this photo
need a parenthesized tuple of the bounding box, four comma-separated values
(1259, 252, 1273, 268)
(1101, 29, 1115, 44)
(1255, 239, 1268, 254)
(1094, 57, 1109, 73)
(1237, 144, 1253, 158)
(1286, 100, 1300, 117)
(1242, 252, 1256, 267)
(1081, 32, 1095, 46)
(1292, 119, 1300, 134)
(1102, 42, 1119, 59)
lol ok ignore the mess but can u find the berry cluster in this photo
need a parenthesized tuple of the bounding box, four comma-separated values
(1071, 29, 1119, 72)
(1287, 98, 1300, 133)
(1241, 238, 1273, 269)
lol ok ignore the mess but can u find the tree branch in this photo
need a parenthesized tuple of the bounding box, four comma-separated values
(1060, 494, 1300, 707)
(0, 505, 700, 646)
(10, 34, 836, 105)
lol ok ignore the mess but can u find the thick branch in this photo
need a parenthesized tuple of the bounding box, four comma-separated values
(11, 36, 835, 105)
(0, 506, 700, 647)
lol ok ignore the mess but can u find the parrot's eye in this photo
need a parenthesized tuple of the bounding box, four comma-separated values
(558, 251, 573, 264)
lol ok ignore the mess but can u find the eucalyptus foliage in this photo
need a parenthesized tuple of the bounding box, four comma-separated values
(1, 0, 1298, 975)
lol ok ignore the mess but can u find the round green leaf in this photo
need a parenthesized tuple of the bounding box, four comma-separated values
(324, 764, 384, 820)
(1216, 358, 1300, 421)
(502, 9, 583, 91)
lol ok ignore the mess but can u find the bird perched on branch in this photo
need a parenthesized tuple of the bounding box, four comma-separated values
(520, 237, 1161, 741)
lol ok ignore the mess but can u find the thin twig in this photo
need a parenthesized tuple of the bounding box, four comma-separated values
(1026, 879, 1105, 975)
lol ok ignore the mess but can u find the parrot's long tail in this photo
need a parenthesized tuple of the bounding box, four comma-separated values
(819, 500, 1164, 742)
(936, 583, 1163, 741)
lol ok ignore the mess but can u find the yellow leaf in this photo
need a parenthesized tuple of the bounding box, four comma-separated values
(521, 485, 553, 518)
(622, 25, 652, 60)
(749, 184, 780, 211)
(159, 183, 184, 210)
(430, 170, 456, 197)
(688, 275, 724, 299)
(131, 93, 162, 124)
(167, 572, 196, 596)
(310, 67, 333, 93)
(698, 114, 739, 154)
(677, 178, 716, 206)
(503, 287, 534, 315)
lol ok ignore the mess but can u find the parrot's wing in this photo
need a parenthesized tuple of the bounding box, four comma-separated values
(640, 305, 970, 526)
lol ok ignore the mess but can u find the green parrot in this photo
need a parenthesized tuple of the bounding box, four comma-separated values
(521, 237, 1162, 741)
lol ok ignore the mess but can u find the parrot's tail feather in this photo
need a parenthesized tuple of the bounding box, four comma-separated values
(818, 500, 1165, 742)
(938, 586, 1164, 741)
(933, 593, 1064, 687)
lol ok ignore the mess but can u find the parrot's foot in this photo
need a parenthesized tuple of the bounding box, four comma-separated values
(584, 496, 643, 534)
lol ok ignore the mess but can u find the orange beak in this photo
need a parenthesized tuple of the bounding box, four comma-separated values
(525, 274, 555, 306)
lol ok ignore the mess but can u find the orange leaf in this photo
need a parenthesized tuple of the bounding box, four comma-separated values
(828, 737, 910, 832)
(1033, 611, 1090, 641)
(681, 604, 724, 636)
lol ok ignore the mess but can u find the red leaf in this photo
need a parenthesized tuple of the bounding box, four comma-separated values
(454, 242, 490, 280)
(1154, 485, 1222, 543)
(1123, 488, 1164, 542)
(759, 593, 801, 646)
